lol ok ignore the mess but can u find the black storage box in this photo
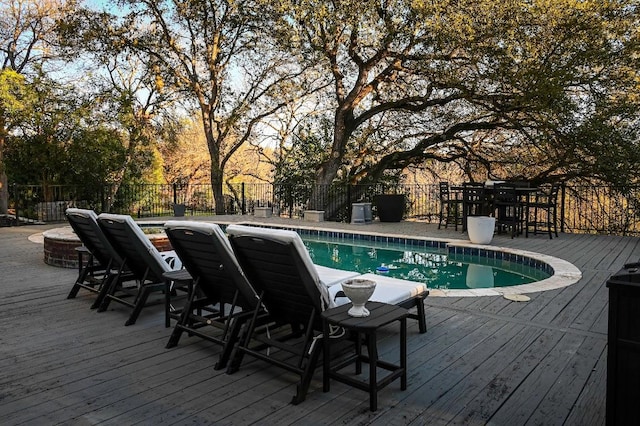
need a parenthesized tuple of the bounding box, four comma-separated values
(606, 263, 640, 425)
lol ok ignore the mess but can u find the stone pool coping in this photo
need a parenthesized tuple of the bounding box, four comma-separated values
(227, 221, 583, 298)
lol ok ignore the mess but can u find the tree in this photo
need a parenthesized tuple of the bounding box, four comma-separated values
(269, 0, 640, 213)
(80, 0, 313, 214)
(0, 0, 78, 213)
(157, 117, 211, 186)
(4, 73, 127, 193)
(59, 5, 184, 208)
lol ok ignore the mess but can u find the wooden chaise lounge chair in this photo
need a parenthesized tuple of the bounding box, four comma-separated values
(224, 224, 428, 404)
(96, 213, 182, 326)
(163, 220, 263, 370)
(64, 208, 133, 309)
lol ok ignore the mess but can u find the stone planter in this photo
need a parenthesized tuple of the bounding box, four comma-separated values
(467, 216, 495, 244)
(374, 194, 405, 222)
(304, 210, 325, 222)
(254, 206, 272, 218)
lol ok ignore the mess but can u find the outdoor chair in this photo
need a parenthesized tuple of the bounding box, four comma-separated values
(163, 221, 263, 370)
(64, 208, 133, 309)
(526, 183, 560, 239)
(224, 224, 428, 404)
(438, 182, 462, 230)
(462, 183, 487, 232)
(96, 213, 182, 326)
(493, 184, 524, 238)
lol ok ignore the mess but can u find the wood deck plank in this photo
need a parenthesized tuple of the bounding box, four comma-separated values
(446, 328, 565, 425)
(524, 335, 607, 426)
(1, 220, 635, 425)
(484, 332, 589, 425)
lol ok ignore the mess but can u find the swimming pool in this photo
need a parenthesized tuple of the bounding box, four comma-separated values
(233, 222, 582, 297)
(301, 234, 550, 291)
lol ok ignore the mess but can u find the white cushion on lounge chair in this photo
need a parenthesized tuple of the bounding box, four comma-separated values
(314, 265, 361, 287)
(98, 213, 181, 272)
(225, 224, 330, 309)
(328, 273, 428, 309)
(160, 250, 182, 270)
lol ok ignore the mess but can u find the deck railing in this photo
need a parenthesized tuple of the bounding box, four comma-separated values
(6, 182, 640, 236)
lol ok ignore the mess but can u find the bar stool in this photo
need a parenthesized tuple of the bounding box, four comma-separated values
(438, 182, 462, 230)
(526, 183, 560, 239)
(462, 183, 487, 232)
(493, 184, 523, 238)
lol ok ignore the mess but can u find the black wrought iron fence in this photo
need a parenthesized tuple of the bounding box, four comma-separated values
(6, 182, 640, 236)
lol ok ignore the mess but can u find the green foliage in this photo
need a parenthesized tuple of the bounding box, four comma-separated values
(66, 128, 128, 185)
(268, 0, 640, 191)
(0, 69, 29, 116)
(5, 126, 127, 188)
(3, 70, 158, 189)
(273, 120, 329, 186)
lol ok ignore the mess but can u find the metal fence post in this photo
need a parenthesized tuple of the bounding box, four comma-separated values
(560, 183, 566, 234)
(241, 183, 246, 215)
(173, 183, 177, 205)
(12, 183, 19, 226)
(347, 184, 352, 222)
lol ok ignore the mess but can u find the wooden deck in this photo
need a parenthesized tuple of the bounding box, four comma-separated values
(1, 219, 638, 425)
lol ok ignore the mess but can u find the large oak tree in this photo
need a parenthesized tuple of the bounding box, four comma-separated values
(268, 0, 640, 213)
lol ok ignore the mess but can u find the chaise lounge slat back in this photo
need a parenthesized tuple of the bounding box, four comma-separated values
(96, 213, 181, 326)
(64, 208, 130, 309)
(224, 224, 428, 404)
(163, 220, 261, 370)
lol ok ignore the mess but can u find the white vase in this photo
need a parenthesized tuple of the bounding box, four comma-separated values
(467, 216, 495, 244)
(341, 279, 377, 317)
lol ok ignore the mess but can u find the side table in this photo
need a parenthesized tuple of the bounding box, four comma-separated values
(162, 269, 193, 328)
(321, 302, 409, 411)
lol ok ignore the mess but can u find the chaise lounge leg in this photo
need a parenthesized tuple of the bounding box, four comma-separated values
(165, 321, 186, 348)
(67, 272, 89, 299)
(96, 276, 118, 312)
(226, 320, 253, 374)
(67, 282, 83, 299)
(226, 343, 245, 374)
(166, 283, 200, 347)
(124, 286, 152, 326)
(291, 336, 323, 405)
(215, 320, 243, 371)
(415, 298, 427, 334)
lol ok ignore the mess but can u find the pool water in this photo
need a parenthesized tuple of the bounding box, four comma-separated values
(302, 237, 550, 290)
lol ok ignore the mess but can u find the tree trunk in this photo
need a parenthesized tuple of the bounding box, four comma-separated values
(201, 108, 226, 215)
(0, 125, 8, 214)
(309, 108, 353, 213)
(0, 170, 7, 215)
(210, 168, 225, 215)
